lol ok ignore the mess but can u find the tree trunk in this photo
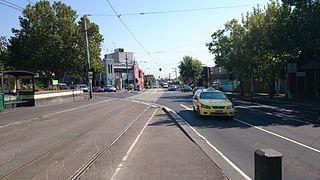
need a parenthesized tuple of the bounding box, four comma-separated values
(240, 78, 244, 96)
(268, 77, 275, 98)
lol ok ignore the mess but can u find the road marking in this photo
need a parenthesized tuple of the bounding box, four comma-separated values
(179, 103, 320, 153)
(0, 99, 114, 129)
(237, 106, 313, 125)
(111, 108, 158, 180)
(166, 107, 251, 180)
(180, 104, 192, 110)
(234, 118, 320, 153)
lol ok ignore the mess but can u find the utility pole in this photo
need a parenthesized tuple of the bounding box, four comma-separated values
(84, 15, 92, 99)
(125, 54, 128, 90)
(172, 68, 177, 79)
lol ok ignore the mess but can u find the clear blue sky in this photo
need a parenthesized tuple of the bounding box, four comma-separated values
(0, 0, 269, 79)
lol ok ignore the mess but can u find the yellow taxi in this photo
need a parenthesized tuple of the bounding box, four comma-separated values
(192, 88, 234, 119)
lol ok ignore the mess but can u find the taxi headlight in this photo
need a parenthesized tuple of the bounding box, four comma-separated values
(226, 105, 234, 109)
(200, 104, 211, 109)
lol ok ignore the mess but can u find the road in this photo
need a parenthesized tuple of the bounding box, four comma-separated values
(155, 89, 320, 180)
(0, 89, 226, 180)
(0, 89, 164, 179)
(1, 89, 319, 180)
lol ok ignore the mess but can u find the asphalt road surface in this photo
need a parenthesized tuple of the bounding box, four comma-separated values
(1, 89, 319, 180)
(155, 89, 320, 180)
(0, 89, 226, 180)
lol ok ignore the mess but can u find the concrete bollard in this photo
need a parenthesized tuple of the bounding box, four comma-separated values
(255, 148, 282, 180)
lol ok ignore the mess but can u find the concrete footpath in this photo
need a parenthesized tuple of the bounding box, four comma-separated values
(114, 108, 227, 180)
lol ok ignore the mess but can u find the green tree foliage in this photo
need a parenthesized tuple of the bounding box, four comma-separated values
(178, 56, 203, 84)
(77, 16, 105, 76)
(206, 0, 320, 97)
(7, 0, 104, 82)
(144, 74, 156, 86)
(0, 36, 9, 71)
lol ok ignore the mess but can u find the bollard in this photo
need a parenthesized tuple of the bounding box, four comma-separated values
(255, 148, 282, 180)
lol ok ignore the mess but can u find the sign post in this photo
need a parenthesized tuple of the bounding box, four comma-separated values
(88, 71, 93, 99)
(0, 73, 4, 112)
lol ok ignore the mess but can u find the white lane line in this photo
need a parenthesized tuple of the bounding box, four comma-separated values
(234, 118, 320, 153)
(0, 99, 114, 129)
(180, 104, 192, 110)
(111, 108, 159, 180)
(168, 106, 251, 180)
(179, 103, 319, 153)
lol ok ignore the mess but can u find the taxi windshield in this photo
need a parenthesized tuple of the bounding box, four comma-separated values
(200, 92, 227, 100)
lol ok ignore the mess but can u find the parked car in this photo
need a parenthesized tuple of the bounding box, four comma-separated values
(58, 83, 69, 90)
(168, 85, 177, 91)
(103, 85, 116, 92)
(163, 83, 169, 88)
(192, 88, 234, 119)
(76, 84, 89, 92)
(192, 86, 205, 95)
(93, 86, 104, 92)
(181, 85, 192, 92)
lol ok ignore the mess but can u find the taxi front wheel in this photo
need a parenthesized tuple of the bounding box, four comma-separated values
(197, 107, 202, 118)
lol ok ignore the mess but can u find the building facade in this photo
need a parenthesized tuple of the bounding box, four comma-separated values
(103, 48, 144, 90)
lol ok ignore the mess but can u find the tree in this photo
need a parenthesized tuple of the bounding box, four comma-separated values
(0, 36, 9, 71)
(76, 16, 105, 82)
(178, 56, 203, 85)
(144, 74, 156, 86)
(7, 0, 105, 87)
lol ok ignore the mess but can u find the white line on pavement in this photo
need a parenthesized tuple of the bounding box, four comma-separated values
(180, 104, 192, 110)
(179, 103, 320, 153)
(234, 118, 320, 153)
(167, 107, 251, 180)
(0, 99, 114, 129)
(111, 108, 159, 180)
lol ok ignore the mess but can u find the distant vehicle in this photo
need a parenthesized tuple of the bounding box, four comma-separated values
(93, 86, 104, 92)
(192, 88, 234, 119)
(168, 85, 177, 91)
(192, 86, 205, 95)
(181, 85, 192, 92)
(163, 83, 169, 88)
(76, 84, 89, 92)
(58, 83, 69, 90)
(103, 85, 116, 92)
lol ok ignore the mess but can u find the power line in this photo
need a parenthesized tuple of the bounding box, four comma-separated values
(104, 0, 159, 67)
(0, 0, 24, 10)
(121, 4, 256, 16)
(84, 4, 257, 17)
(0, 1, 23, 11)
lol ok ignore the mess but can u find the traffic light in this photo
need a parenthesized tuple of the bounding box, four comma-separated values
(159, 68, 162, 71)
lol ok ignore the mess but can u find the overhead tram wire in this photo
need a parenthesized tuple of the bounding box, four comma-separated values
(0, 1, 23, 11)
(86, 4, 257, 17)
(104, 0, 160, 68)
(0, 0, 24, 9)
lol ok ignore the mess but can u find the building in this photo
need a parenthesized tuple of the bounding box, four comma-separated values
(103, 48, 144, 90)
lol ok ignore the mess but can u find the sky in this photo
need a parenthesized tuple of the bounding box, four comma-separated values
(0, 0, 269, 79)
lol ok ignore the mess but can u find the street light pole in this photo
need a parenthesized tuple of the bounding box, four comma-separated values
(84, 15, 92, 99)
(125, 54, 128, 89)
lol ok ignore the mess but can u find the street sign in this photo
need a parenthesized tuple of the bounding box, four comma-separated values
(88, 71, 93, 79)
(52, 80, 58, 85)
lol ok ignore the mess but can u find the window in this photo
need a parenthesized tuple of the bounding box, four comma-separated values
(200, 92, 227, 99)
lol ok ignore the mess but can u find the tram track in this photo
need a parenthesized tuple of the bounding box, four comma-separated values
(0, 102, 151, 179)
